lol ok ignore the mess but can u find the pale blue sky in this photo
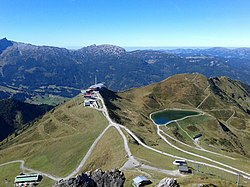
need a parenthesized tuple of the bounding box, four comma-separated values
(1, 0, 250, 48)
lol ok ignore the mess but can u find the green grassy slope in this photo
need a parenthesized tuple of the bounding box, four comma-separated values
(0, 98, 53, 141)
(0, 163, 21, 187)
(101, 74, 250, 155)
(81, 127, 126, 172)
(0, 95, 108, 178)
(101, 73, 250, 186)
(0, 73, 249, 186)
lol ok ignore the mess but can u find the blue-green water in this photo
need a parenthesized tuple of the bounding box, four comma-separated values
(151, 109, 199, 125)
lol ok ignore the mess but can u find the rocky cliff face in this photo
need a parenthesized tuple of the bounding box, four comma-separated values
(157, 178, 180, 187)
(0, 38, 13, 53)
(79, 44, 126, 57)
(55, 169, 125, 187)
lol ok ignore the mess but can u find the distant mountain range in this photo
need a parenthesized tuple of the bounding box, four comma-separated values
(0, 38, 249, 103)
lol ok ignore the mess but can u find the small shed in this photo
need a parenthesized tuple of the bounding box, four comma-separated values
(84, 94, 93, 98)
(173, 159, 187, 166)
(178, 165, 189, 173)
(89, 83, 105, 91)
(132, 176, 151, 187)
(84, 101, 91, 107)
(193, 133, 202, 140)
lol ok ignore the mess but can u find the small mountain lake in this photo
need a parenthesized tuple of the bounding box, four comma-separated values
(151, 109, 200, 125)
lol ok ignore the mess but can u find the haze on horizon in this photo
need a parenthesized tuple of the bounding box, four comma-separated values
(1, 0, 250, 48)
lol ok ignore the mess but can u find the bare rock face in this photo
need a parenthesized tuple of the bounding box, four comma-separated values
(157, 178, 180, 187)
(55, 169, 125, 187)
(197, 184, 217, 187)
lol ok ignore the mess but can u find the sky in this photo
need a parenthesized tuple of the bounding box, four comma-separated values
(1, 0, 250, 48)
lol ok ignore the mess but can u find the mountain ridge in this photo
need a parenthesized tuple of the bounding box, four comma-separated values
(101, 73, 250, 155)
(0, 38, 249, 105)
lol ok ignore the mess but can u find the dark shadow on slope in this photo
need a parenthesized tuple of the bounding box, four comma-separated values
(99, 88, 122, 124)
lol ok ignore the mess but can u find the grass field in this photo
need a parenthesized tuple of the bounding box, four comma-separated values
(0, 74, 249, 186)
(0, 163, 21, 187)
(26, 94, 69, 106)
(0, 162, 56, 187)
(0, 95, 109, 178)
(123, 169, 169, 187)
(81, 127, 127, 172)
(160, 128, 250, 173)
(122, 128, 177, 170)
(102, 74, 250, 186)
(36, 177, 55, 187)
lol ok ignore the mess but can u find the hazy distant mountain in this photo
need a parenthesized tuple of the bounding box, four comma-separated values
(165, 47, 250, 59)
(0, 38, 249, 102)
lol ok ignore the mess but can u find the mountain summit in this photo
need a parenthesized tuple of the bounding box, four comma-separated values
(0, 38, 13, 53)
(79, 44, 126, 57)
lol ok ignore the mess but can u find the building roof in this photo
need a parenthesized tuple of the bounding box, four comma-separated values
(178, 165, 189, 172)
(133, 176, 149, 184)
(173, 159, 187, 165)
(193, 133, 203, 140)
(80, 90, 86, 94)
(84, 97, 97, 101)
(15, 174, 40, 183)
(85, 94, 93, 96)
(89, 83, 105, 89)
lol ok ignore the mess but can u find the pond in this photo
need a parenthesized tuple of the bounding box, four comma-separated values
(151, 109, 200, 125)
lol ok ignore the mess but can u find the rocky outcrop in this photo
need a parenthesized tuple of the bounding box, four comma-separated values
(0, 37, 13, 53)
(79, 44, 126, 57)
(55, 169, 125, 187)
(157, 178, 180, 187)
(197, 184, 217, 187)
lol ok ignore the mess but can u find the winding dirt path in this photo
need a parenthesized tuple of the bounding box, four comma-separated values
(1, 91, 249, 184)
(97, 93, 182, 177)
(160, 126, 235, 160)
(64, 124, 113, 180)
(121, 124, 250, 179)
(97, 93, 250, 179)
(0, 160, 60, 181)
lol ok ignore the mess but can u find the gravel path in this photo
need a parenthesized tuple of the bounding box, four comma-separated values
(1, 90, 249, 183)
(0, 160, 60, 181)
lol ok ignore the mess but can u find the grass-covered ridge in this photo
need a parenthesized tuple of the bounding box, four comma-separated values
(101, 74, 250, 155)
(0, 95, 108, 177)
(100, 73, 250, 185)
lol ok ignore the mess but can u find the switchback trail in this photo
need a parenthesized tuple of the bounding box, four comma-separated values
(97, 93, 250, 179)
(97, 93, 183, 177)
(99, 92, 250, 180)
